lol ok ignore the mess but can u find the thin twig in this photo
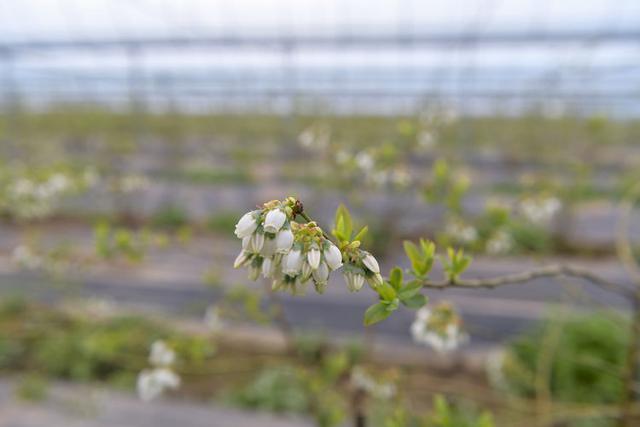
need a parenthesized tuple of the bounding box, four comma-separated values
(419, 264, 634, 298)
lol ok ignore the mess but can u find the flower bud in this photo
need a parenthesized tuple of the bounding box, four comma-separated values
(362, 252, 380, 274)
(366, 272, 384, 288)
(261, 257, 274, 278)
(344, 271, 365, 292)
(233, 250, 251, 269)
(301, 261, 313, 281)
(264, 209, 287, 234)
(235, 212, 258, 238)
(324, 243, 343, 270)
(283, 249, 303, 276)
(312, 262, 329, 285)
(275, 229, 294, 253)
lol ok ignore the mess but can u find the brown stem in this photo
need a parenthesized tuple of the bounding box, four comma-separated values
(352, 387, 367, 427)
(420, 264, 633, 299)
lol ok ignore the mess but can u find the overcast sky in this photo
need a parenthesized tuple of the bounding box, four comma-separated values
(1, 0, 639, 39)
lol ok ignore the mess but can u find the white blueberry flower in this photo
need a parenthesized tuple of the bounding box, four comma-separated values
(235, 212, 258, 238)
(241, 236, 250, 250)
(410, 305, 468, 353)
(275, 229, 294, 253)
(361, 252, 380, 274)
(248, 232, 264, 253)
(307, 247, 321, 270)
(312, 262, 329, 285)
(233, 250, 251, 269)
(261, 257, 274, 278)
(324, 244, 343, 270)
(264, 209, 287, 233)
(260, 237, 277, 257)
(149, 340, 175, 367)
(283, 249, 303, 276)
(344, 271, 365, 292)
(301, 261, 313, 281)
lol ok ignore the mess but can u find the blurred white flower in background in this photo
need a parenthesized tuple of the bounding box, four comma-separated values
(486, 229, 514, 255)
(355, 151, 374, 172)
(137, 368, 181, 402)
(137, 340, 180, 402)
(411, 303, 468, 353)
(445, 219, 478, 245)
(149, 340, 176, 367)
(350, 366, 396, 399)
(519, 196, 562, 226)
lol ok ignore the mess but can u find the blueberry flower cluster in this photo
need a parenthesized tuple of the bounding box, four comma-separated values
(411, 302, 468, 353)
(340, 246, 384, 292)
(234, 197, 345, 295)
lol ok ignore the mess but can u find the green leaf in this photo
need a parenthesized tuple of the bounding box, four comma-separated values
(364, 303, 392, 326)
(352, 225, 368, 243)
(333, 215, 345, 241)
(389, 267, 403, 290)
(398, 280, 422, 300)
(334, 204, 353, 241)
(403, 241, 421, 271)
(376, 282, 397, 302)
(400, 293, 427, 309)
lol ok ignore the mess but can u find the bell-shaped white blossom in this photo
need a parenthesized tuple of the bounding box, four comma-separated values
(249, 232, 264, 253)
(283, 249, 303, 276)
(260, 237, 277, 257)
(324, 244, 343, 270)
(137, 368, 181, 402)
(307, 247, 321, 270)
(233, 250, 251, 269)
(344, 271, 365, 292)
(275, 229, 294, 253)
(261, 257, 275, 278)
(301, 261, 313, 281)
(149, 340, 175, 367)
(235, 212, 258, 238)
(362, 252, 380, 274)
(264, 209, 287, 233)
(312, 262, 329, 283)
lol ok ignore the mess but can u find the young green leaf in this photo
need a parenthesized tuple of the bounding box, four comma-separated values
(398, 280, 422, 300)
(400, 293, 427, 309)
(389, 266, 403, 290)
(352, 225, 368, 243)
(376, 282, 397, 302)
(364, 303, 392, 326)
(403, 240, 422, 272)
(334, 204, 353, 241)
